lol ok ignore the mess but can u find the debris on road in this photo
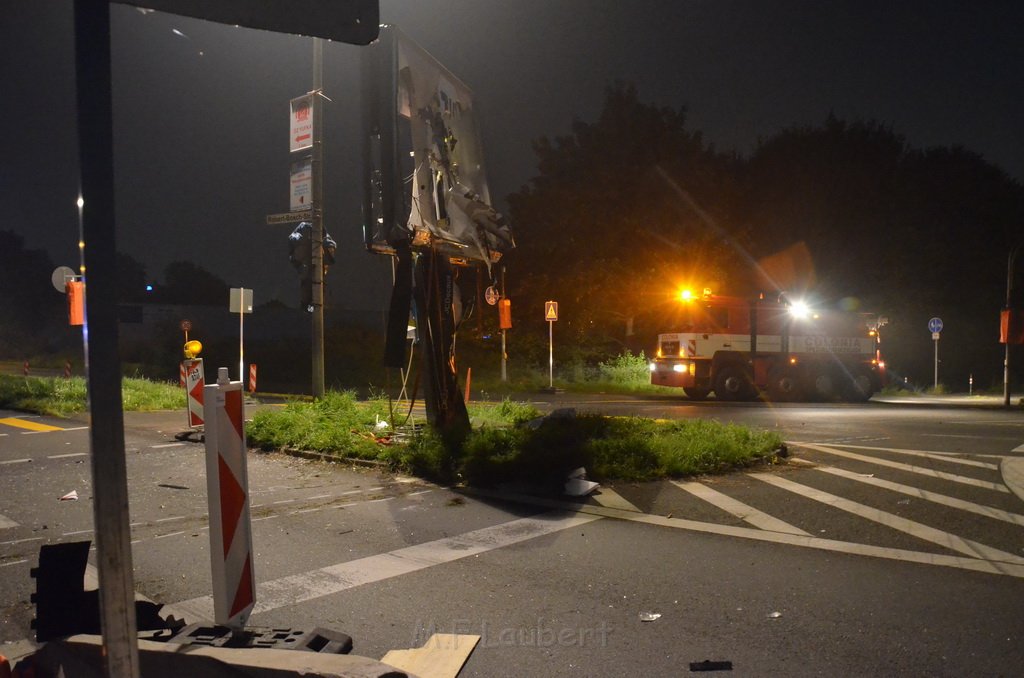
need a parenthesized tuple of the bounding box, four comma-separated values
(59, 490, 78, 501)
(766, 611, 782, 619)
(565, 467, 599, 496)
(639, 612, 662, 622)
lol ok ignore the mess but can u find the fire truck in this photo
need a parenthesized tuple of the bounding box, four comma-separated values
(649, 290, 886, 401)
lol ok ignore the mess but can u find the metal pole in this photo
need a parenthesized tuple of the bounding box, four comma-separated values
(239, 304, 244, 382)
(73, 2, 140, 675)
(501, 330, 507, 382)
(1005, 243, 1021, 407)
(500, 266, 507, 382)
(934, 338, 939, 392)
(549, 320, 554, 389)
(311, 38, 325, 397)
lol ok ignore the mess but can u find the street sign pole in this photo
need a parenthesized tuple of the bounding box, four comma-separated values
(311, 38, 326, 398)
(928, 317, 943, 392)
(545, 301, 558, 389)
(548, 319, 554, 389)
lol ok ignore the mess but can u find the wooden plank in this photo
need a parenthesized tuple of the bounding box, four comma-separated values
(380, 634, 480, 678)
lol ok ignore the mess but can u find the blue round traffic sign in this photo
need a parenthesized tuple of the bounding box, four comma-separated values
(928, 317, 943, 333)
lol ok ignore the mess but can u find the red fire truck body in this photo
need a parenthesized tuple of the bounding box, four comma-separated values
(649, 293, 885, 401)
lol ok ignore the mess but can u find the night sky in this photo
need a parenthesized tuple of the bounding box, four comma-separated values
(2, 1, 1022, 313)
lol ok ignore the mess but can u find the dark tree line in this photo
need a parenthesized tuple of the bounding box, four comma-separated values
(507, 84, 1024, 389)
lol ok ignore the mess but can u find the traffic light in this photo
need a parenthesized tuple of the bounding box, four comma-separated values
(288, 221, 338, 312)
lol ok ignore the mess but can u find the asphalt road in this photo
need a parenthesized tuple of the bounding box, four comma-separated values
(2, 395, 1024, 676)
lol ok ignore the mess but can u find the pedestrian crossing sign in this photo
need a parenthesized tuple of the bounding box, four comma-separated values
(545, 301, 558, 321)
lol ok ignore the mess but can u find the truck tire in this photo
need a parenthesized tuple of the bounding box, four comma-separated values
(768, 367, 802, 402)
(714, 365, 754, 401)
(844, 371, 875, 402)
(684, 387, 711, 401)
(808, 368, 836, 401)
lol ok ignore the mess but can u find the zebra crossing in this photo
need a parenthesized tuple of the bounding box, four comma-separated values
(597, 439, 1024, 578)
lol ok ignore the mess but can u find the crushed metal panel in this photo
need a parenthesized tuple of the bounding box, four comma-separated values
(118, 0, 380, 45)
(363, 26, 514, 264)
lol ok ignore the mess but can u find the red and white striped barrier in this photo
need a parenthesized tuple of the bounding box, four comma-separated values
(180, 362, 186, 388)
(203, 367, 255, 628)
(183, 359, 205, 429)
(248, 364, 257, 393)
(22, 361, 28, 377)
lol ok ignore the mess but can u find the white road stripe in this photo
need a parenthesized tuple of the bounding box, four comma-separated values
(0, 537, 40, 546)
(48, 452, 88, 460)
(63, 529, 94, 537)
(408, 490, 433, 497)
(0, 459, 31, 465)
(152, 443, 185, 449)
(308, 494, 332, 500)
(1013, 443, 1024, 453)
(807, 443, 998, 469)
(807, 464, 1024, 527)
(0, 559, 27, 568)
(671, 480, 810, 536)
(801, 443, 1009, 492)
(170, 511, 601, 621)
(591, 487, 641, 513)
(751, 473, 1024, 565)
(462, 487, 1024, 579)
(0, 514, 18, 529)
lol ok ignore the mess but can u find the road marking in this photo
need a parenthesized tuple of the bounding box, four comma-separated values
(0, 459, 31, 465)
(48, 452, 88, 460)
(272, 499, 296, 505)
(154, 531, 185, 540)
(152, 443, 185, 449)
(462, 487, 1024, 579)
(750, 473, 1024, 565)
(805, 443, 998, 469)
(308, 494, 332, 500)
(671, 480, 810, 536)
(800, 443, 1009, 493)
(170, 510, 602, 620)
(922, 433, 1021, 441)
(1014, 443, 1024, 453)
(155, 516, 186, 523)
(806, 463, 1024, 527)
(0, 417, 64, 432)
(291, 507, 323, 515)
(591, 487, 641, 512)
(408, 489, 433, 497)
(0, 537, 40, 546)
(0, 559, 28, 568)
(63, 529, 94, 537)
(0, 514, 19, 529)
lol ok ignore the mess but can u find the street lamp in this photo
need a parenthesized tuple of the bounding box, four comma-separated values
(1004, 241, 1023, 407)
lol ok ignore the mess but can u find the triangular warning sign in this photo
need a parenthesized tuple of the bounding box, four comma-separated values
(545, 301, 558, 321)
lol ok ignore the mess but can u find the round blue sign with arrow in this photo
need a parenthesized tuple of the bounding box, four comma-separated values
(928, 317, 943, 333)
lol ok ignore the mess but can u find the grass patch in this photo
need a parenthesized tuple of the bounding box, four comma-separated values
(0, 375, 184, 416)
(454, 414, 783, 487)
(248, 392, 781, 485)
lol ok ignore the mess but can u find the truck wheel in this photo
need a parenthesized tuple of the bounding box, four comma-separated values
(714, 366, 754, 401)
(808, 369, 836, 401)
(768, 368, 802, 402)
(844, 371, 875, 402)
(684, 387, 711, 401)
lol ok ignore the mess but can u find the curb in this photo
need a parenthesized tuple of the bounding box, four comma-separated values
(1000, 457, 1024, 504)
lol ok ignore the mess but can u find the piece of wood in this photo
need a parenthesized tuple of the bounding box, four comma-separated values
(380, 634, 481, 678)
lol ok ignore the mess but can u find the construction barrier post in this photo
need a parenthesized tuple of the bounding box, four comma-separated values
(203, 367, 255, 629)
(183, 359, 205, 429)
(248, 364, 257, 393)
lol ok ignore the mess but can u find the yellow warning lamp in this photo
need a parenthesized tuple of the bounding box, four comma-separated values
(183, 340, 203, 359)
(679, 289, 694, 302)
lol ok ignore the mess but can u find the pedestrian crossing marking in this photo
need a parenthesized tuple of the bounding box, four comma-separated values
(0, 514, 18, 529)
(751, 473, 1024, 565)
(807, 463, 1024, 527)
(672, 480, 810, 536)
(0, 417, 64, 432)
(801, 443, 1009, 493)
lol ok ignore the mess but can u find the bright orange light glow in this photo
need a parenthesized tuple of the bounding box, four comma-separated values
(679, 289, 694, 302)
